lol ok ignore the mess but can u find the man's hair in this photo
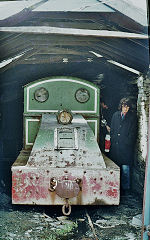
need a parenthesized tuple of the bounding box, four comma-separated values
(118, 97, 131, 110)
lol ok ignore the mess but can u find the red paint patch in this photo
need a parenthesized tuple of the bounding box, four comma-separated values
(12, 171, 49, 203)
(106, 180, 119, 188)
(82, 176, 88, 194)
(106, 188, 118, 198)
(89, 178, 102, 192)
(91, 183, 102, 192)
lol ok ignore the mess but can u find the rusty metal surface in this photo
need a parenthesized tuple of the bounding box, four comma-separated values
(55, 180, 80, 198)
(12, 114, 120, 206)
(12, 161, 120, 205)
(27, 114, 106, 169)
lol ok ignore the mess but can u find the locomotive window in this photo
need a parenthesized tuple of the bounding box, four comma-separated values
(34, 87, 49, 102)
(54, 128, 78, 150)
(75, 88, 90, 103)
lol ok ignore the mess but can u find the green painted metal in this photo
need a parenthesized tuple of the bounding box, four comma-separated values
(24, 116, 40, 149)
(23, 76, 100, 149)
(24, 76, 100, 115)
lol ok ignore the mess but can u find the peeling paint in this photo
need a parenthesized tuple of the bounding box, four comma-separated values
(137, 75, 148, 160)
(12, 163, 120, 205)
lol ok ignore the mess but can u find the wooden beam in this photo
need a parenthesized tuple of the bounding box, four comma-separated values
(0, 37, 146, 69)
(0, 44, 147, 74)
(0, 26, 148, 39)
(0, 30, 148, 73)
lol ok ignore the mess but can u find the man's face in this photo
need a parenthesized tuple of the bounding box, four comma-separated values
(122, 104, 130, 114)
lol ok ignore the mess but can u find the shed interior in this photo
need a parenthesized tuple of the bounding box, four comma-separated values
(0, 1, 149, 198)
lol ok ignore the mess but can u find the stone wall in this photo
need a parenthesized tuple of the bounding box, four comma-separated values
(132, 71, 150, 196)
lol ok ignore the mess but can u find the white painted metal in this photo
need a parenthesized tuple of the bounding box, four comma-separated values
(26, 119, 40, 145)
(27, 114, 106, 169)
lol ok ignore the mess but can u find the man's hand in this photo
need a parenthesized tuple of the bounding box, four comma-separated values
(106, 125, 110, 133)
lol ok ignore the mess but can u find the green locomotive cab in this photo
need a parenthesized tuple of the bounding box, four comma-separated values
(12, 76, 120, 215)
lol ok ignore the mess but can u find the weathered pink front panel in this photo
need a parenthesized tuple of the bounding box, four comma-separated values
(12, 166, 120, 205)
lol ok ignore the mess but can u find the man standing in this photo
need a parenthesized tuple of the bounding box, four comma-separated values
(110, 97, 137, 194)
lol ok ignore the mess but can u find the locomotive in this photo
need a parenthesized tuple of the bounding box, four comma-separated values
(11, 76, 120, 215)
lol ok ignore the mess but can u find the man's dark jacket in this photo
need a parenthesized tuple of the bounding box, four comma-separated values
(110, 110, 137, 166)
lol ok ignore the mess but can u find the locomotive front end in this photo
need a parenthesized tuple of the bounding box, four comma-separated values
(11, 77, 120, 215)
